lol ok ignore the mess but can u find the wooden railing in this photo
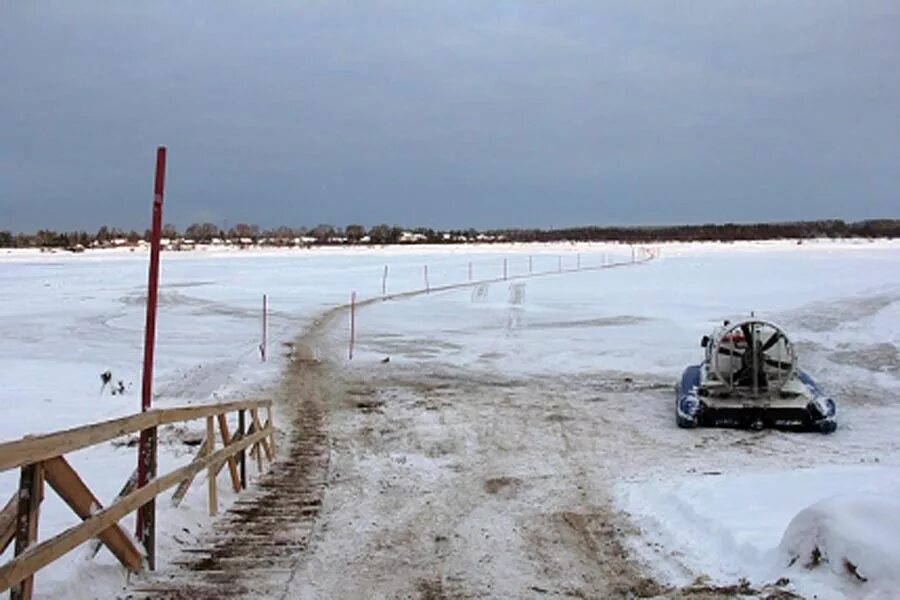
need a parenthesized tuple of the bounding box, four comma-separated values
(0, 399, 276, 599)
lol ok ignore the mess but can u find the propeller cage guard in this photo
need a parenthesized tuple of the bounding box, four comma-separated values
(709, 319, 797, 395)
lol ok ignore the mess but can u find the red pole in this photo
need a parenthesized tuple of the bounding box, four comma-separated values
(260, 294, 267, 361)
(349, 291, 356, 360)
(136, 146, 165, 569)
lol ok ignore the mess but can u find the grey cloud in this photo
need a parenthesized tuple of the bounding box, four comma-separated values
(1, 1, 898, 232)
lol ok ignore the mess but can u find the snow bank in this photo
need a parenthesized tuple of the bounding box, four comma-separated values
(616, 466, 900, 599)
(779, 494, 900, 598)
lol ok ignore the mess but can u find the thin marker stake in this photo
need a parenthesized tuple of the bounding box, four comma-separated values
(260, 294, 268, 361)
(349, 291, 356, 360)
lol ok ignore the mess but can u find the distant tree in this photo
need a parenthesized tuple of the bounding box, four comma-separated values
(161, 223, 179, 239)
(34, 230, 65, 247)
(270, 226, 296, 239)
(368, 224, 391, 244)
(0, 231, 12, 247)
(184, 222, 219, 242)
(261, 226, 295, 246)
(368, 224, 404, 244)
(227, 223, 259, 240)
(96, 226, 110, 243)
(310, 224, 335, 243)
(345, 224, 366, 243)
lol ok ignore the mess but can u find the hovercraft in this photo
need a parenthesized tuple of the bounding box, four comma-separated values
(676, 318, 836, 433)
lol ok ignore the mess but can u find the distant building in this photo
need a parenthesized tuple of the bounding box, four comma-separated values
(400, 231, 427, 243)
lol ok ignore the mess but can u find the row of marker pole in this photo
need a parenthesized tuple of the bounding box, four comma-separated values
(263, 248, 650, 364)
(181, 248, 646, 388)
(351, 251, 612, 360)
(267, 248, 650, 364)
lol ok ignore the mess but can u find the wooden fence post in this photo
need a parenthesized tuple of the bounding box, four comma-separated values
(238, 410, 247, 489)
(11, 464, 43, 600)
(206, 417, 217, 516)
(266, 405, 276, 458)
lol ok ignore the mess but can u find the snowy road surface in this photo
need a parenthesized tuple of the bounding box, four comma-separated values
(1, 241, 898, 598)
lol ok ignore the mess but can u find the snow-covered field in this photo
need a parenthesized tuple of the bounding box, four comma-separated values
(0, 243, 628, 597)
(1, 240, 898, 598)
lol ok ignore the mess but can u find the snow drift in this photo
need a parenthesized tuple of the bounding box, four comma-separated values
(779, 494, 900, 597)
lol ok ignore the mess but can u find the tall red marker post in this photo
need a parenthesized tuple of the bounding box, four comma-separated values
(136, 146, 166, 569)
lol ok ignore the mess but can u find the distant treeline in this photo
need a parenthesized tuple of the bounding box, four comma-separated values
(0, 219, 897, 249)
(487, 219, 900, 243)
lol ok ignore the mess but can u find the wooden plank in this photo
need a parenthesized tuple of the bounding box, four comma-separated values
(0, 423, 272, 593)
(216, 414, 241, 493)
(251, 409, 274, 462)
(89, 469, 137, 558)
(169, 438, 208, 508)
(206, 417, 217, 516)
(266, 406, 276, 458)
(0, 492, 18, 555)
(212, 431, 243, 478)
(250, 410, 264, 473)
(42, 457, 142, 572)
(244, 421, 259, 465)
(11, 464, 43, 600)
(0, 399, 272, 473)
(264, 418, 276, 460)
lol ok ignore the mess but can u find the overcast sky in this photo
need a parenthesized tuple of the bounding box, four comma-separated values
(2, 1, 898, 232)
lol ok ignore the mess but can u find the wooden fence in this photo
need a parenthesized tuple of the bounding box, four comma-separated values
(0, 399, 276, 599)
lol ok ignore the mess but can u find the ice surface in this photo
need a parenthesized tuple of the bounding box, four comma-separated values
(1, 239, 898, 598)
